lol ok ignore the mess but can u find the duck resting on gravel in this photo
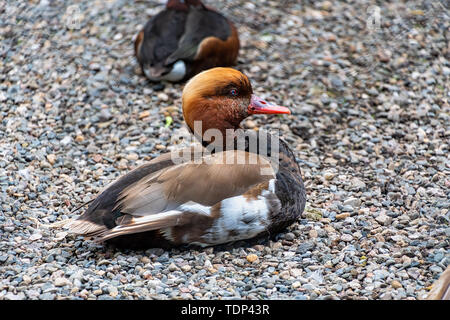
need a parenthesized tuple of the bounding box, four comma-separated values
(64, 67, 306, 249)
(134, 0, 240, 82)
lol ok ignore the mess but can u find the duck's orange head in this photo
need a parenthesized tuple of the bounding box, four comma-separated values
(182, 67, 290, 141)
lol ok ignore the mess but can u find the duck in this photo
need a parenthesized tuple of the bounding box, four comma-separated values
(65, 67, 306, 249)
(134, 0, 240, 82)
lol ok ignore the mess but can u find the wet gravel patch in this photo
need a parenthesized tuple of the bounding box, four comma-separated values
(0, 0, 449, 300)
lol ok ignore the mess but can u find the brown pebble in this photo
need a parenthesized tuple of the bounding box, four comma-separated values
(139, 111, 150, 119)
(46, 154, 56, 165)
(155, 144, 166, 150)
(75, 135, 84, 142)
(336, 212, 351, 220)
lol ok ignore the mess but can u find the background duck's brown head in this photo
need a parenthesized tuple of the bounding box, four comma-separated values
(181, 67, 290, 145)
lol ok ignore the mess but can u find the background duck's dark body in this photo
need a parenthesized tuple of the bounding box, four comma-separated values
(136, 2, 239, 82)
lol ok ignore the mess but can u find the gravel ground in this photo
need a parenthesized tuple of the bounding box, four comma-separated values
(0, 0, 449, 300)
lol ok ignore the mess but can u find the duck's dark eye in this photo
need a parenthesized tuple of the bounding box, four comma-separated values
(229, 89, 238, 97)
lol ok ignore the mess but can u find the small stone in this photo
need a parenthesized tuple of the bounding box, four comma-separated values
(290, 268, 303, 278)
(417, 128, 426, 142)
(341, 234, 353, 242)
(304, 207, 323, 221)
(75, 135, 84, 142)
(47, 154, 56, 165)
(22, 275, 32, 284)
(352, 178, 366, 190)
(98, 259, 110, 266)
(29, 233, 42, 241)
(343, 197, 361, 208)
(118, 158, 128, 170)
(336, 212, 350, 220)
(391, 280, 402, 289)
(246, 254, 259, 263)
(320, 218, 331, 224)
(323, 171, 336, 180)
(157, 93, 169, 101)
(141, 257, 151, 264)
(126, 153, 139, 161)
(139, 111, 150, 119)
(54, 277, 70, 287)
(376, 214, 391, 225)
(245, 120, 256, 129)
(93, 289, 103, 295)
(168, 263, 178, 271)
(60, 135, 72, 146)
(284, 232, 296, 241)
(309, 229, 318, 238)
(377, 49, 391, 62)
(109, 287, 119, 298)
(92, 154, 102, 163)
(54, 232, 67, 240)
(181, 265, 192, 272)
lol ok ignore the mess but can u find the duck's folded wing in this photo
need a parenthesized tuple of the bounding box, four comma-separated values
(65, 147, 199, 236)
(68, 151, 275, 241)
(164, 7, 232, 65)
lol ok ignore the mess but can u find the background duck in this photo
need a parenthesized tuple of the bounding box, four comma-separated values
(134, 0, 240, 82)
(66, 68, 306, 249)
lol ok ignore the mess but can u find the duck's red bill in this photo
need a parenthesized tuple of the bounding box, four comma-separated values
(248, 94, 291, 115)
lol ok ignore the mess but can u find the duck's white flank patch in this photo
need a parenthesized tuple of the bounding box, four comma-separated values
(201, 194, 271, 245)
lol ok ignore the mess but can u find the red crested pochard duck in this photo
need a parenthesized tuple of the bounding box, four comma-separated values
(134, 0, 239, 82)
(65, 68, 306, 249)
